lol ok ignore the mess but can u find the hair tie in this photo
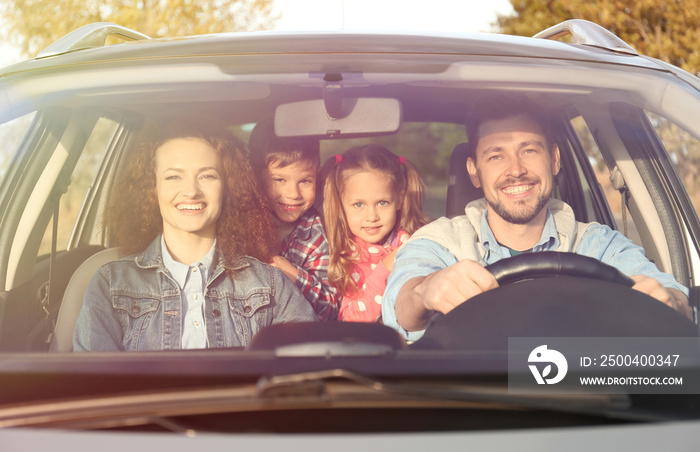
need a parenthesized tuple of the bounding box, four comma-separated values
(334, 154, 343, 164)
(398, 156, 405, 165)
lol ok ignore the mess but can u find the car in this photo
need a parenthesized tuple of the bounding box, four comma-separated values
(1, 19, 700, 449)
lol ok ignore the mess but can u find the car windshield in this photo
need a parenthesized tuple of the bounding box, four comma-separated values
(1, 22, 700, 433)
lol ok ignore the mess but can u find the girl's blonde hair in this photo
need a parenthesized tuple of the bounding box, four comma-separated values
(322, 144, 429, 295)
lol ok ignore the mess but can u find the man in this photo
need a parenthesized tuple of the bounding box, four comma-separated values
(382, 94, 692, 341)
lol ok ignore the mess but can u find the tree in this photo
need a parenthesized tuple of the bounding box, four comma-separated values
(0, 0, 278, 57)
(497, 0, 700, 75)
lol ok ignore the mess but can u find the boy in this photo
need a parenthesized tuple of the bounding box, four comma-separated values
(249, 120, 338, 320)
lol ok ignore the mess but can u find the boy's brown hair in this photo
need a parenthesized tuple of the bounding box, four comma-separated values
(248, 119, 320, 175)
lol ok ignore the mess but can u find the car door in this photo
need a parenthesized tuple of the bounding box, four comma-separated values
(0, 106, 135, 351)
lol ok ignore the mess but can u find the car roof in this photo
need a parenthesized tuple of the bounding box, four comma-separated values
(0, 22, 676, 75)
(2, 20, 699, 131)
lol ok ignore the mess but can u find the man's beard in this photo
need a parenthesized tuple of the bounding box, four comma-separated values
(487, 178, 550, 225)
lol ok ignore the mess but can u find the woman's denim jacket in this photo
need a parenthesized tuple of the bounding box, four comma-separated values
(73, 237, 316, 351)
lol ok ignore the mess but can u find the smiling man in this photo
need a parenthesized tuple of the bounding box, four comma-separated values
(382, 94, 693, 341)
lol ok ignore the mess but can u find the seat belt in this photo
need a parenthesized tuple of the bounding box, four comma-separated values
(610, 166, 629, 237)
(43, 195, 59, 347)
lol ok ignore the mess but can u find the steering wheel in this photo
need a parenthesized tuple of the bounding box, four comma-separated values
(415, 252, 697, 351)
(484, 251, 634, 286)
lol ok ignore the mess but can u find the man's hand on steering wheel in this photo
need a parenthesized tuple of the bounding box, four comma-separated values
(398, 252, 693, 334)
(396, 258, 499, 333)
(481, 252, 692, 320)
(631, 274, 693, 320)
(419, 259, 499, 315)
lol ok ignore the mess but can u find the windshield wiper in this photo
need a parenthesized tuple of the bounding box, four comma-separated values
(257, 368, 649, 421)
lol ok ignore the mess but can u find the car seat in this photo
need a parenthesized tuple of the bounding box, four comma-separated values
(445, 142, 482, 218)
(49, 247, 123, 352)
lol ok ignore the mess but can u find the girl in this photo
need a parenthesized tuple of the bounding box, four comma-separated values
(323, 145, 430, 322)
(74, 116, 316, 351)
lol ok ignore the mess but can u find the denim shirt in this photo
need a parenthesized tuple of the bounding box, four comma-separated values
(383, 206, 689, 342)
(74, 236, 316, 351)
(161, 236, 215, 349)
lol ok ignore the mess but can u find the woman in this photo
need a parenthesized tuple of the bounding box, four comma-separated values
(73, 116, 316, 351)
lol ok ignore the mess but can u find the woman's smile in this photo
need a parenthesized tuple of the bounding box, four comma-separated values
(176, 202, 206, 212)
(156, 138, 223, 241)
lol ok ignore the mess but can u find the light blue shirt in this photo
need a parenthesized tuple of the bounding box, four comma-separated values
(161, 236, 216, 349)
(383, 208, 689, 342)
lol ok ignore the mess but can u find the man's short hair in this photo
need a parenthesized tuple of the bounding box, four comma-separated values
(465, 93, 555, 160)
(248, 119, 320, 174)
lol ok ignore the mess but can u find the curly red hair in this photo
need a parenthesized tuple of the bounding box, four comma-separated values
(104, 116, 275, 265)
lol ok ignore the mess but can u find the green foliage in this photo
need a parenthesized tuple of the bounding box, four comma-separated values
(317, 122, 465, 219)
(0, 0, 277, 57)
(498, 1, 700, 214)
(497, 0, 700, 75)
(320, 122, 467, 183)
(648, 112, 700, 198)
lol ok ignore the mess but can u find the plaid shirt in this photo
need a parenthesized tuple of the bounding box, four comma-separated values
(280, 207, 338, 320)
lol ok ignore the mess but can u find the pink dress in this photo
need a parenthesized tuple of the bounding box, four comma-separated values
(338, 229, 410, 322)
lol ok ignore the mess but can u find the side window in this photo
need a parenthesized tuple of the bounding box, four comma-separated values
(569, 116, 642, 246)
(38, 117, 120, 256)
(0, 112, 37, 179)
(645, 112, 700, 216)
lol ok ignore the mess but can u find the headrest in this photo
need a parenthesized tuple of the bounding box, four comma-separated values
(446, 143, 482, 218)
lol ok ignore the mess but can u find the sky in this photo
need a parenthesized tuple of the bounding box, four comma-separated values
(0, 0, 514, 67)
(273, 0, 514, 33)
